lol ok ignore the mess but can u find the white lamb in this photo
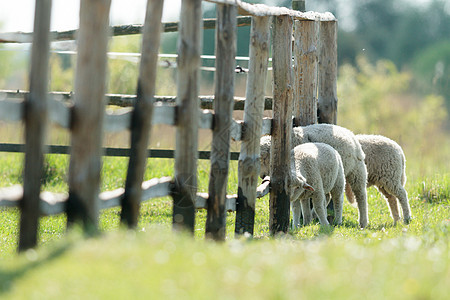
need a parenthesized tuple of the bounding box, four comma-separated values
(345, 134, 412, 224)
(288, 143, 345, 227)
(260, 123, 369, 228)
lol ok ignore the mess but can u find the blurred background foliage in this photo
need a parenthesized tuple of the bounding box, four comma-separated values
(0, 0, 448, 177)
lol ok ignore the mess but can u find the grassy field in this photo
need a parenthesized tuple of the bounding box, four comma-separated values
(0, 152, 449, 299)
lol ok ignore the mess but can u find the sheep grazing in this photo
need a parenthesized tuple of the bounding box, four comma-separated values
(260, 123, 369, 228)
(345, 134, 412, 224)
(288, 143, 345, 227)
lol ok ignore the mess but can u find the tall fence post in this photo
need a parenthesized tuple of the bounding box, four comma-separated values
(235, 16, 271, 236)
(270, 15, 294, 235)
(172, 0, 202, 233)
(293, 20, 318, 126)
(67, 0, 111, 233)
(121, 0, 164, 228)
(317, 20, 338, 124)
(205, 3, 237, 240)
(19, 0, 52, 251)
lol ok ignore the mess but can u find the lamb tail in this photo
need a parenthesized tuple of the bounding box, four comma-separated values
(345, 182, 358, 207)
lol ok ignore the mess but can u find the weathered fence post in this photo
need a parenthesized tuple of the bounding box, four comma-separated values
(172, 0, 202, 233)
(293, 20, 318, 126)
(235, 16, 271, 236)
(270, 15, 294, 235)
(317, 20, 338, 124)
(19, 0, 52, 251)
(67, 0, 111, 233)
(121, 0, 164, 228)
(205, 3, 237, 240)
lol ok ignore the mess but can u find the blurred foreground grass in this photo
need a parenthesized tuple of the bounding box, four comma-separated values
(0, 152, 449, 299)
(0, 218, 448, 299)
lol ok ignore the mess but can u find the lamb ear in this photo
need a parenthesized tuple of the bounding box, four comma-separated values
(303, 183, 315, 192)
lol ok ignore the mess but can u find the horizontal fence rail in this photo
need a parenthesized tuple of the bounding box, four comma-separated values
(0, 144, 243, 160)
(0, 90, 274, 110)
(0, 92, 273, 140)
(0, 176, 270, 215)
(0, 16, 252, 44)
(205, 0, 335, 21)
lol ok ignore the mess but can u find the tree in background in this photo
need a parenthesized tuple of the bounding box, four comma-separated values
(412, 41, 450, 112)
(195, 0, 450, 108)
(338, 56, 449, 174)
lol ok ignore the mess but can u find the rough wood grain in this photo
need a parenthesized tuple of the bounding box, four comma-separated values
(67, 0, 111, 233)
(205, 3, 237, 241)
(235, 16, 270, 236)
(317, 21, 338, 125)
(0, 16, 253, 44)
(293, 20, 318, 126)
(205, 0, 336, 21)
(121, 0, 164, 228)
(19, 0, 52, 252)
(1, 178, 271, 215)
(269, 15, 293, 235)
(0, 90, 277, 111)
(172, 0, 202, 233)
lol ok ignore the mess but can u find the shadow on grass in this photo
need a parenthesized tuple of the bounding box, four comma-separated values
(0, 241, 72, 295)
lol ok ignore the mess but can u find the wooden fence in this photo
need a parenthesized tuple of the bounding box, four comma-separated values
(0, 0, 337, 248)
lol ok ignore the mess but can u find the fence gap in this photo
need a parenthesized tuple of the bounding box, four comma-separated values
(67, 0, 111, 234)
(235, 16, 271, 237)
(19, 0, 52, 252)
(293, 20, 318, 126)
(121, 0, 164, 228)
(292, 0, 306, 11)
(269, 15, 294, 235)
(172, 0, 202, 233)
(205, 3, 237, 241)
(318, 20, 338, 125)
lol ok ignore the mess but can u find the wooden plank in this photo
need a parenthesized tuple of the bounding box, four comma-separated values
(141, 177, 172, 201)
(269, 15, 294, 235)
(171, 0, 202, 233)
(39, 191, 67, 216)
(1, 178, 271, 215)
(204, 0, 336, 21)
(317, 21, 338, 125)
(67, 0, 111, 234)
(153, 104, 176, 126)
(293, 20, 318, 126)
(0, 90, 276, 111)
(0, 185, 23, 207)
(121, 0, 164, 228)
(0, 143, 244, 160)
(0, 99, 22, 122)
(199, 179, 270, 211)
(18, 0, 52, 252)
(205, 3, 237, 240)
(0, 16, 252, 44)
(103, 108, 132, 132)
(235, 16, 271, 236)
(49, 97, 71, 128)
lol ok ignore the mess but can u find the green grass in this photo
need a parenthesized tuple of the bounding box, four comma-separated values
(0, 152, 449, 299)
